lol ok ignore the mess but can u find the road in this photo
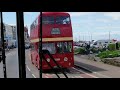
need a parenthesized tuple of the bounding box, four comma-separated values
(1, 49, 120, 78)
(25, 49, 99, 78)
(75, 55, 120, 78)
(0, 48, 34, 78)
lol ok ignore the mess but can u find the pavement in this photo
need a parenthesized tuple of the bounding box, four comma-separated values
(75, 54, 120, 78)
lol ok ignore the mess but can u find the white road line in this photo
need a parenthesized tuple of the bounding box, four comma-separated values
(32, 74, 36, 78)
(27, 66, 37, 78)
(92, 72, 111, 78)
(71, 76, 75, 78)
(75, 65, 111, 78)
(6, 53, 12, 56)
(77, 76, 84, 78)
(74, 76, 80, 78)
(73, 76, 82, 78)
(44, 75, 49, 78)
(45, 76, 49, 78)
(46, 74, 50, 76)
(67, 74, 84, 78)
(45, 74, 51, 78)
(27, 66, 31, 71)
(73, 67, 99, 78)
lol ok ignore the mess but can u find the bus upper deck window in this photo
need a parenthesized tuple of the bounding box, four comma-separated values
(56, 16, 70, 24)
(42, 16, 54, 24)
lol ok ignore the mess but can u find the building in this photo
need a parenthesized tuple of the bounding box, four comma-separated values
(4, 24, 13, 41)
(24, 26, 30, 45)
(11, 25, 17, 47)
(11, 26, 17, 40)
(0, 23, 30, 48)
(0, 23, 15, 48)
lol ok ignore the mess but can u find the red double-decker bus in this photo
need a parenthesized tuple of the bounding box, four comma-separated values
(30, 12, 74, 70)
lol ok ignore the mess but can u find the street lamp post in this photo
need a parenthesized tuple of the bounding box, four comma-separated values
(109, 31, 110, 41)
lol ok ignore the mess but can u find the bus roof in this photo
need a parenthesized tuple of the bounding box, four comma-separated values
(31, 12, 70, 27)
(43, 12, 69, 15)
(38, 12, 70, 17)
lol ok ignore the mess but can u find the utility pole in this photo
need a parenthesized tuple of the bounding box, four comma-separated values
(109, 31, 110, 41)
(88, 32, 90, 41)
(79, 35, 80, 41)
(91, 33, 92, 41)
(83, 35, 84, 41)
(108, 30, 111, 45)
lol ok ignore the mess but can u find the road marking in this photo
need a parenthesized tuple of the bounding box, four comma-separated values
(45, 76, 49, 78)
(73, 76, 82, 78)
(32, 74, 36, 78)
(67, 74, 84, 78)
(27, 65, 37, 78)
(71, 76, 75, 78)
(6, 52, 13, 56)
(43, 74, 50, 78)
(27, 66, 31, 71)
(73, 67, 99, 78)
(77, 76, 84, 78)
(45, 74, 54, 78)
(92, 72, 111, 78)
(75, 64, 111, 78)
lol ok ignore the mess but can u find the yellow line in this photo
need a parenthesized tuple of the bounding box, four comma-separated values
(30, 37, 73, 43)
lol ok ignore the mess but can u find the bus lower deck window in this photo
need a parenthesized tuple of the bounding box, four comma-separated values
(57, 42, 72, 53)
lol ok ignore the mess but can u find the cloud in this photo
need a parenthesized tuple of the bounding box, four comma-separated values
(72, 23, 81, 27)
(95, 26, 120, 29)
(103, 12, 120, 20)
(96, 19, 111, 23)
(73, 30, 120, 36)
(91, 31, 120, 36)
(73, 30, 120, 41)
(24, 12, 33, 15)
(6, 24, 16, 26)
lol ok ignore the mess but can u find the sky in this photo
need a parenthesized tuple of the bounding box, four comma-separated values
(2, 12, 120, 41)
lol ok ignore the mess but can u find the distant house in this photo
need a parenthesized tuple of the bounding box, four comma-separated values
(91, 39, 115, 48)
(24, 27, 30, 47)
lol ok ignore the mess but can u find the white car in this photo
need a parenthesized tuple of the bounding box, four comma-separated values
(90, 44, 99, 48)
(25, 44, 30, 49)
(73, 46, 80, 50)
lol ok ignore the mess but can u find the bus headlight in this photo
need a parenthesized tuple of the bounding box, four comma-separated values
(47, 58, 50, 62)
(64, 57, 68, 61)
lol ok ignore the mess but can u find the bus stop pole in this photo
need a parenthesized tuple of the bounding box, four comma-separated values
(39, 12, 42, 78)
(16, 12, 26, 78)
(0, 12, 7, 78)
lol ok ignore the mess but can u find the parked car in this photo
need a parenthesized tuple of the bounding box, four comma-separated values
(73, 46, 80, 50)
(25, 44, 30, 49)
